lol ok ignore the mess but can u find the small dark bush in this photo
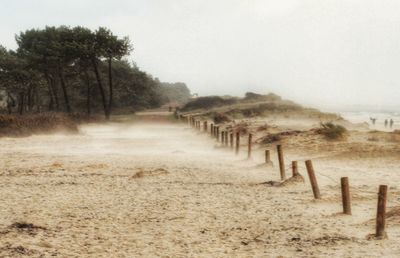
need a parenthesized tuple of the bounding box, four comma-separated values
(181, 96, 237, 111)
(257, 124, 269, 131)
(213, 112, 231, 124)
(260, 134, 282, 144)
(244, 92, 282, 102)
(318, 122, 347, 140)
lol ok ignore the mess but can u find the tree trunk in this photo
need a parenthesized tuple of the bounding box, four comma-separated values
(6, 92, 14, 114)
(50, 76, 60, 111)
(107, 57, 113, 118)
(27, 85, 33, 112)
(44, 70, 55, 111)
(84, 69, 91, 115)
(57, 62, 71, 113)
(35, 86, 40, 113)
(18, 92, 24, 115)
(91, 57, 109, 119)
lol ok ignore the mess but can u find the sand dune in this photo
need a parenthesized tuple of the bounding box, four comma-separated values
(0, 120, 399, 257)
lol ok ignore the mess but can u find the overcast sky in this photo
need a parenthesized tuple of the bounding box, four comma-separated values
(1, 0, 400, 109)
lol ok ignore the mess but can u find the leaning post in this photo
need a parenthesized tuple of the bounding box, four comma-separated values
(277, 145, 286, 180)
(305, 160, 321, 199)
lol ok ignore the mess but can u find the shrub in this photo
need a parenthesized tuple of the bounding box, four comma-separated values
(0, 113, 81, 137)
(257, 124, 269, 131)
(318, 122, 347, 140)
(213, 112, 231, 124)
(181, 96, 237, 111)
(260, 134, 282, 144)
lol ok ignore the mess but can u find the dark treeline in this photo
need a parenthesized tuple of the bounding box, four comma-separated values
(0, 26, 191, 119)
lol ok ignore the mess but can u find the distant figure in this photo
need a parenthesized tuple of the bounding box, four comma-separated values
(370, 117, 376, 125)
(390, 119, 394, 128)
(385, 119, 388, 128)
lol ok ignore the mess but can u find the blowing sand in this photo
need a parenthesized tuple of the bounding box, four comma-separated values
(0, 118, 399, 257)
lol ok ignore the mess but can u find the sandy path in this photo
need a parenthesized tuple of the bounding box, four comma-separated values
(0, 122, 399, 257)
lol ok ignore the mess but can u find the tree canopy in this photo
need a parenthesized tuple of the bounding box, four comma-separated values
(0, 26, 191, 118)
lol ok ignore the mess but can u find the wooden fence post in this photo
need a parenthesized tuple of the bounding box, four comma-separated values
(204, 121, 208, 132)
(221, 131, 225, 144)
(235, 132, 240, 155)
(265, 150, 271, 164)
(375, 185, 388, 238)
(230, 133, 234, 149)
(210, 124, 214, 136)
(225, 131, 228, 147)
(305, 160, 321, 199)
(247, 134, 253, 159)
(277, 145, 286, 180)
(341, 177, 351, 215)
(292, 161, 298, 177)
(216, 127, 220, 141)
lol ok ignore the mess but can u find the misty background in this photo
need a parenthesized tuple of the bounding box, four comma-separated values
(1, 0, 399, 110)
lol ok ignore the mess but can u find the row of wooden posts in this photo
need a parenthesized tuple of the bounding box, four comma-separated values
(186, 115, 388, 239)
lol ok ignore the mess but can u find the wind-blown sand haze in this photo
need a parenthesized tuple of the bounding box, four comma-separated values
(0, 115, 399, 257)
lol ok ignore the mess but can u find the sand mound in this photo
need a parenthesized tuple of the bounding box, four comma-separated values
(131, 168, 169, 179)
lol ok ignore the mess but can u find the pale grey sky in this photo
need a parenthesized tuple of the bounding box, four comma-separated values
(1, 0, 400, 109)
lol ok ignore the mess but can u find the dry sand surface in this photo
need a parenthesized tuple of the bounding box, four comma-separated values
(0, 115, 400, 257)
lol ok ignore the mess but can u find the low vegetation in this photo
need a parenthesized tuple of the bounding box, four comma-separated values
(0, 113, 90, 137)
(317, 122, 347, 140)
(181, 96, 237, 111)
(182, 92, 336, 122)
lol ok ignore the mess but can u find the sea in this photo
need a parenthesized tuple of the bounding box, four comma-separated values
(335, 110, 400, 132)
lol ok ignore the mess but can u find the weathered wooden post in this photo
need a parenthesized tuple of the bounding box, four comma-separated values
(292, 161, 298, 176)
(216, 126, 220, 141)
(204, 121, 208, 132)
(277, 145, 286, 180)
(210, 124, 214, 136)
(230, 133, 234, 149)
(305, 160, 321, 199)
(235, 132, 240, 155)
(341, 177, 351, 215)
(224, 131, 228, 147)
(265, 150, 271, 164)
(221, 131, 225, 144)
(375, 185, 388, 239)
(247, 134, 253, 159)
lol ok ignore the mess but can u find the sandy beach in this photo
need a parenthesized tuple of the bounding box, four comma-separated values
(0, 115, 399, 257)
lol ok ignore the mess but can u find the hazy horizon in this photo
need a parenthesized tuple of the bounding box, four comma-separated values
(1, 0, 400, 110)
